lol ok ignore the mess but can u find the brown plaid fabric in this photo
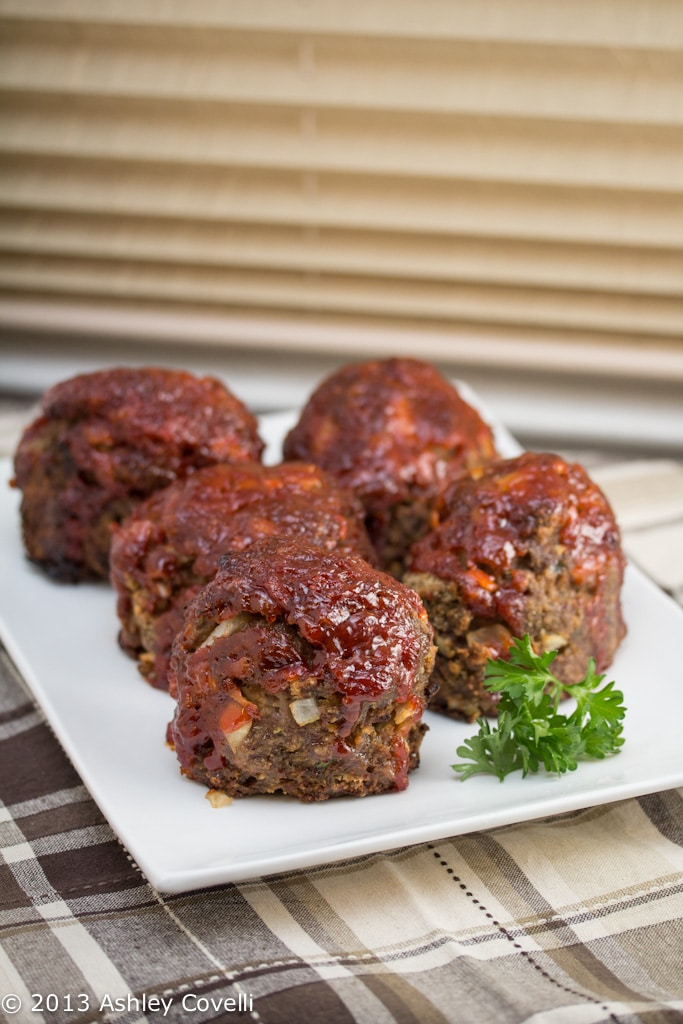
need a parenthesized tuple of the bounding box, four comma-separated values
(1, 641, 682, 1024)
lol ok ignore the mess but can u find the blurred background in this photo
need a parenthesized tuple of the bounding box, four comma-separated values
(0, 0, 682, 458)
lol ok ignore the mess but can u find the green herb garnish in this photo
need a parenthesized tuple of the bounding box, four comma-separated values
(452, 635, 626, 781)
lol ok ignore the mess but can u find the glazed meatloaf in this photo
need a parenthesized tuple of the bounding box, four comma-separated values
(283, 357, 498, 575)
(169, 539, 436, 801)
(12, 367, 263, 582)
(111, 461, 377, 692)
(403, 452, 626, 722)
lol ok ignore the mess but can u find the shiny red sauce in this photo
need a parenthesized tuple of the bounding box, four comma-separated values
(283, 358, 497, 514)
(409, 452, 625, 642)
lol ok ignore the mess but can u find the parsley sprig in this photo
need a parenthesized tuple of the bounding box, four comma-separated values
(452, 635, 626, 781)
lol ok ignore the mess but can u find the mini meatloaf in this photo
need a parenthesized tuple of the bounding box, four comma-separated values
(169, 539, 436, 801)
(282, 357, 498, 574)
(111, 461, 377, 691)
(12, 366, 263, 582)
(403, 452, 626, 722)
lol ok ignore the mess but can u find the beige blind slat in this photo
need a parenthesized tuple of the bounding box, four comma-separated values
(2, 210, 683, 297)
(3, 296, 683, 383)
(3, 94, 683, 192)
(1, 207, 683, 299)
(2, 26, 683, 126)
(2, 0, 683, 50)
(3, 158, 681, 249)
(1, 0, 682, 375)
(2, 255, 682, 339)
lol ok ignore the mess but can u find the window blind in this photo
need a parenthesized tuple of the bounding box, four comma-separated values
(1, 0, 682, 379)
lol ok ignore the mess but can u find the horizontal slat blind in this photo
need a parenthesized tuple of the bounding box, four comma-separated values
(1, 0, 682, 378)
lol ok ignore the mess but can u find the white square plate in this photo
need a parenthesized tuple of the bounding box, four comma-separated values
(1, 387, 682, 893)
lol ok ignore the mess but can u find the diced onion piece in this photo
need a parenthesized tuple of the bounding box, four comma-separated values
(540, 632, 568, 651)
(394, 695, 422, 726)
(289, 697, 320, 726)
(225, 720, 252, 750)
(205, 789, 233, 808)
(198, 612, 253, 649)
(394, 702, 414, 725)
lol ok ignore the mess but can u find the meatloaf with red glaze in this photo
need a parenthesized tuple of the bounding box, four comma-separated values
(403, 452, 626, 722)
(111, 461, 377, 692)
(282, 358, 498, 575)
(169, 539, 436, 801)
(12, 367, 263, 582)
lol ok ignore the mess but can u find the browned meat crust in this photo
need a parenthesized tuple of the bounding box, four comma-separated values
(110, 461, 377, 691)
(12, 367, 263, 582)
(282, 358, 498, 575)
(404, 452, 626, 721)
(169, 539, 436, 801)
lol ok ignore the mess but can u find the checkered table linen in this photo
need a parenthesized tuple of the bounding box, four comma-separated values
(2, 644, 683, 1023)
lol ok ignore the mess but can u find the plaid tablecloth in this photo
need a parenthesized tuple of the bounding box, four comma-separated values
(1, 636, 682, 1024)
(1, 422, 683, 1022)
